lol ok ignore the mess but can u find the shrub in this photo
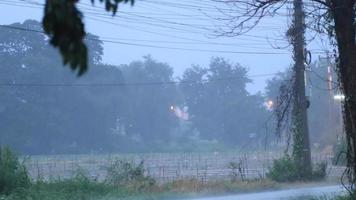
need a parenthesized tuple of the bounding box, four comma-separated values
(105, 160, 155, 191)
(312, 161, 327, 181)
(228, 162, 239, 182)
(266, 154, 327, 182)
(332, 141, 347, 166)
(266, 155, 299, 182)
(228, 161, 247, 182)
(24, 168, 121, 200)
(0, 147, 30, 195)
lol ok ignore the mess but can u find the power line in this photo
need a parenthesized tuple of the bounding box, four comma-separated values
(0, 0, 288, 44)
(2, 0, 290, 41)
(0, 73, 281, 87)
(0, 24, 294, 55)
(0, 0, 305, 52)
(86, 14, 284, 44)
(0, 0, 326, 55)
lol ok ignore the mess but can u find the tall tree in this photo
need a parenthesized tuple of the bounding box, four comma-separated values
(119, 56, 179, 145)
(181, 58, 269, 146)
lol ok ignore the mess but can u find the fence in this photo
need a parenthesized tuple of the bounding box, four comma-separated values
(22, 151, 342, 183)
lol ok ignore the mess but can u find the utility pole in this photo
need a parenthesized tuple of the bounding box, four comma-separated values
(291, 0, 312, 178)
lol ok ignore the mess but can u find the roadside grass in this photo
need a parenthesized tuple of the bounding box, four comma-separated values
(305, 194, 354, 200)
(0, 178, 279, 200)
(301, 189, 355, 200)
(1, 178, 343, 200)
(157, 178, 278, 194)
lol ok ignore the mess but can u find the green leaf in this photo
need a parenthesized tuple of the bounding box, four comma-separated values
(43, 0, 134, 76)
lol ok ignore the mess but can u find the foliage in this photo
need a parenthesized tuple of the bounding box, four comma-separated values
(180, 57, 269, 146)
(3, 173, 127, 200)
(42, 0, 134, 75)
(312, 162, 327, 181)
(0, 177, 279, 200)
(0, 21, 177, 154)
(333, 140, 347, 166)
(332, 194, 356, 200)
(266, 155, 299, 182)
(266, 154, 327, 182)
(0, 148, 316, 200)
(0, 22, 272, 153)
(0, 147, 30, 195)
(105, 160, 155, 191)
(228, 162, 239, 182)
(119, 56, 179, 144)
(0, 156, 147, 200)
(43, 0, 87, 75)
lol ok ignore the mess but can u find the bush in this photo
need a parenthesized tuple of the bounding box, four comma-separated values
(14, 168, 125, 200)
(266, 155, 299, 182)
(0, 147, 30, 195)
(266, 154, 327, 182)
(312, 161, 327, 181)
(105, 160, 155, 191)
(332, 141, 347, 166)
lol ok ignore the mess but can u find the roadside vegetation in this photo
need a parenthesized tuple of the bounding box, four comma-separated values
(307, 194, 354, 200)
(0, 147, 337, 200)
(332, 140, 347, 166)
(267, 154, 327, 182)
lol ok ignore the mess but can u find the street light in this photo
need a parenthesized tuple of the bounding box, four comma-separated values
(334, 94, 345, 101)
(266, 100, 274, 110)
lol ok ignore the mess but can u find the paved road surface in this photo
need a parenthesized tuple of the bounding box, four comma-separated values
(186, 185, 345, 200)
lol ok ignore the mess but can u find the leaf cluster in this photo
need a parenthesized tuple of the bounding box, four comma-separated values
(43, 0, 134, 75)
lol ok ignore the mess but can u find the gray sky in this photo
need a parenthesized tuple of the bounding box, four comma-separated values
(0, 0, 329, 93)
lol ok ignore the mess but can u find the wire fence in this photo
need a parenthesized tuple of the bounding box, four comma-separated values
(22, 151, 344, 183)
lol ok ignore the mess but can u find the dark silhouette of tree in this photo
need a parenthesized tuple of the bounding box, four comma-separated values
(180, 58, 269, 146)
(42, 0, 134, 75)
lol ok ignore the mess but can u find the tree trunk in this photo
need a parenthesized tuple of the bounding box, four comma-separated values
(330, 0, 356, 187)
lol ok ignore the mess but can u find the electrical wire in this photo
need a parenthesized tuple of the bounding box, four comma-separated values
(0, 73, 281, 87)
(0, 24, 296, 55)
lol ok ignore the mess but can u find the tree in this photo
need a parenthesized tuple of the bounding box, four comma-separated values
(180, 57, 269, 146)
(119, 56, 179, 146)
(0, 20, 187, 153)
(213, 0, 356, 187)
(2, 20, 204, 153)
(0, 20, 126, 154)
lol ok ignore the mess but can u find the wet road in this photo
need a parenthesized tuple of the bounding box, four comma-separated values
(188, 185, 345, 200)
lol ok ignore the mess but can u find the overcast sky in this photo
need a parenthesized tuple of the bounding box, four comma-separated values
(0, 0, 329, 94)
